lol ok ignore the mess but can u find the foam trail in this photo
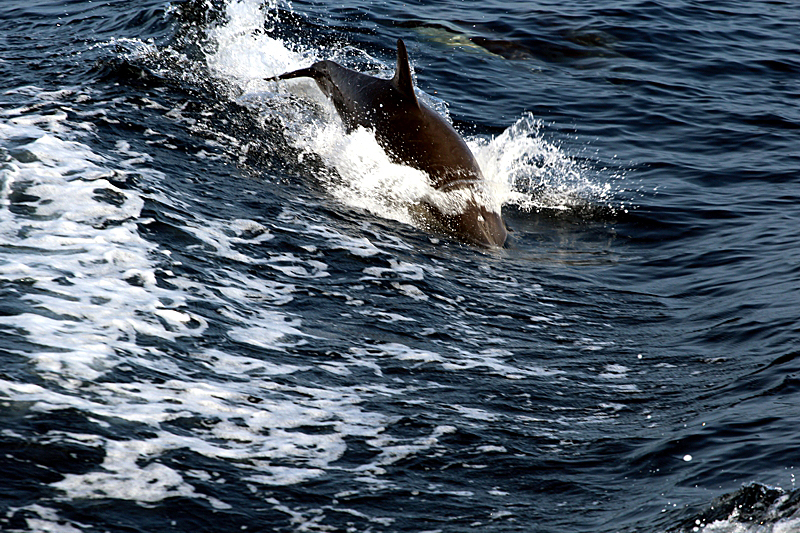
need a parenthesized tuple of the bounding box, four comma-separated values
(0, 114, 182, 381)
(0, 84, 444, 523)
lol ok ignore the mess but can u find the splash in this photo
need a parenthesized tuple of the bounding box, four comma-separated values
(198, 0, 620, 230)
(473, 113, 617, 213)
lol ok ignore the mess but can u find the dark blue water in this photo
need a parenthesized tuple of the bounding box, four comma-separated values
(1, 0, 799, 531)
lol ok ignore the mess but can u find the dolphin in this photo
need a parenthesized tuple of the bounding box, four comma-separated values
(267, 39, 507, 247)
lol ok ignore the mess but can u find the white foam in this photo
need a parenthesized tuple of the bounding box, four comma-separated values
(181, 217, 274, 264)
(226, 309, 305, 349)
(0, 366, 401, 499)
(474, 113, 615, 212)
(3, 94, 397, 510)
(53, 437, 232, 509)
(11, 505, 84, 533)
(379, 343, 444, 363)
(197, 348, 308, 376)
(206, 0, 306, 84)
(0, 112, 190, 384)
(452, 405, 500, 422)
(348, 342, 560, 381)
(364, 425, 458, 473)
(304, 223, 390, 256)
(599, 364, 629, 379)
(361, 259, 442, 281)
(301, 122, 433, 225)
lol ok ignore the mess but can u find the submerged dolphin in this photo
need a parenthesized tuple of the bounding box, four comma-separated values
(267, 39, 507, 247)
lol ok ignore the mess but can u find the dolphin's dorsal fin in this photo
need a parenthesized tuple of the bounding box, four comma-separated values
(391, 39, 419, 107)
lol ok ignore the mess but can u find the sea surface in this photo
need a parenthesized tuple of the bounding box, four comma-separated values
(1, 0, 799, 531)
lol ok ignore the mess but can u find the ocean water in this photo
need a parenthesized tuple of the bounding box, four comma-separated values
(1, 0, 799, 531)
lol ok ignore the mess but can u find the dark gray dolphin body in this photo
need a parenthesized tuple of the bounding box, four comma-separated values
(267, 39, 507, 247)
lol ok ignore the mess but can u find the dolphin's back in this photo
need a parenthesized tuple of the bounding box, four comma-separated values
(285, 61, 481, 188)
(268, 40, 507, 247)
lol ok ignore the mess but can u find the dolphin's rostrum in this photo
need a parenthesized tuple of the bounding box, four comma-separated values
(268, 39, 507, 247)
